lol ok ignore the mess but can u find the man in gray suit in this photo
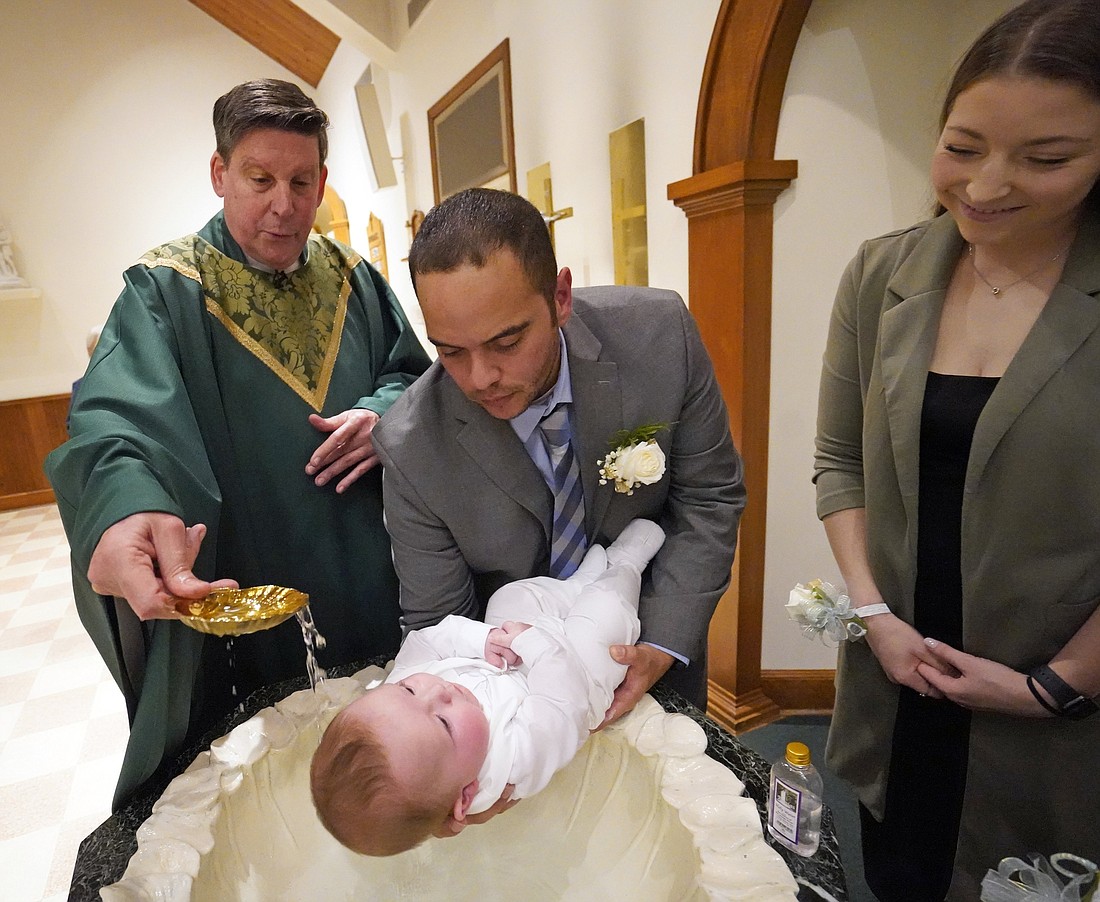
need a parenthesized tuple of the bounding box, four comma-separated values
(373, 188, 744, 721)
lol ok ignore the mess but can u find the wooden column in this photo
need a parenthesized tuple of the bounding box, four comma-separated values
(669, 162, 795, 732)
(668, 0, 813, 731)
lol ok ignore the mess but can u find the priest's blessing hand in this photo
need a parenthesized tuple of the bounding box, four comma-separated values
(305, 408, 381, 493)
(87, 513, 238, 620)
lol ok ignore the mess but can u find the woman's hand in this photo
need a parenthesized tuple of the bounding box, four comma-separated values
(864, 613, 950, 697)
(918, 638, 1047, 716)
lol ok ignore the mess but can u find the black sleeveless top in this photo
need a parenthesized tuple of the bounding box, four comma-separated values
(861, 372, 1001, 900)
(914, 372, 1000, 644)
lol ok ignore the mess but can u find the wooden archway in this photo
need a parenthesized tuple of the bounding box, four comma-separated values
(668, 0, 813, 732)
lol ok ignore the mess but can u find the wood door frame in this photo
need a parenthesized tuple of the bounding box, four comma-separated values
(667, 0, 813, 732)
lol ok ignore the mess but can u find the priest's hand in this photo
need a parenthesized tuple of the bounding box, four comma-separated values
(87, 513, 238, 620)
(594, 643, 674, 730)
(306, 409, 380, 493)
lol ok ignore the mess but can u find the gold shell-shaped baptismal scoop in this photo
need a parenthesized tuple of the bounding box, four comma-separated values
(179, 585, 309, 637)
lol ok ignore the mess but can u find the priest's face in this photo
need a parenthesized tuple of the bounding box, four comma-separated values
(417, 248, 573, 420)
(210, 128, 327, 271)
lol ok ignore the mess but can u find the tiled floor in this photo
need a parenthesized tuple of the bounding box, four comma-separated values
(0, 504, 128, 902)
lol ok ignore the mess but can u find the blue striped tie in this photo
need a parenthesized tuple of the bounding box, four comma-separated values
(538, 404, 587, 578)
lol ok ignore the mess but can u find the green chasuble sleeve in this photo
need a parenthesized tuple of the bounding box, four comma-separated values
(46, 212, 430, 807)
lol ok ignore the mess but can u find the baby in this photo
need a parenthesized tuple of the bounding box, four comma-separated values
(310, 518, 665, 856)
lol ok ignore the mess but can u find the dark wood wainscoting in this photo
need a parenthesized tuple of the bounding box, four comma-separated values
(759, 669, 835, 716)
(0, 394, 70, 511)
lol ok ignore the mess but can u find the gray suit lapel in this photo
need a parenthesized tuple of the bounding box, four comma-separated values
(564, 313, 622, 539)
(969, 217, 1100, 484)
(444, 381, 553, 537)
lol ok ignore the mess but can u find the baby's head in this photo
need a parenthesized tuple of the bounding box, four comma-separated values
(310, 672, 490, 856)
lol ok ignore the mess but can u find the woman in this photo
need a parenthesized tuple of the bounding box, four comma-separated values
(814, 1, 1100, 899)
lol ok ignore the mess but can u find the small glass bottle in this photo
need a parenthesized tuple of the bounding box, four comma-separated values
(767, 740, 823, 857)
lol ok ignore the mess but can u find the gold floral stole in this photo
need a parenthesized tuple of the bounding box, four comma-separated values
(138, 235, 360, 411)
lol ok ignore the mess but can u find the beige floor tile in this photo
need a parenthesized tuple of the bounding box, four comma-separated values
(0, 587, 31, 611)
(49, 813, 108, 898)
(9, 597, 70, 629)
(32, 567, 74, 590)
(8, 546, 55, 565)
(53, 611, 88, 640)
(0, 701, 22, 743)
(64, 756, 119, 822)
(0, 641, 51, 677)
(0, 563, 46, 584)
(43, 631, 99, 665)
(27, 655, 110, 699)
(23, 583, 76, 606)
(81, 711, 128, 760)
(0, 505, 129, 896)
(90, 680, 126, 719)
(0, 670, 37, 706)
(11, 685, 98, 738)
(0, 769, 75, 840)
(0, 825, 57, 902)
(0, 618, 61, 650)
(0, 722, 86, 785)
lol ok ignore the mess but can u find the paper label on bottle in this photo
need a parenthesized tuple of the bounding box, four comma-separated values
(770, 775, 802, 843)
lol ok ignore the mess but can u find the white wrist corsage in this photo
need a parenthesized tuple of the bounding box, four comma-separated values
(786, 579, 873, 646)
(596, 423, 669, 495)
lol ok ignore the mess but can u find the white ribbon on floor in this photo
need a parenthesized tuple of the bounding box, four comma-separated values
(980, 853, 1098, 901)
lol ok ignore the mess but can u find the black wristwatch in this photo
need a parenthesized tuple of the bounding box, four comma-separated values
(1028, 664, 1099, 720)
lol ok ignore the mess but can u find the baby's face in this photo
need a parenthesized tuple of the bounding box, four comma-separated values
(357, 674, 490, 801)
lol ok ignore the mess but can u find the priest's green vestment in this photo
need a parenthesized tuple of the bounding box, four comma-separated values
(46, 213, 430, 806)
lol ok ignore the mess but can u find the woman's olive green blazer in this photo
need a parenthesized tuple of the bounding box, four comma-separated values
(815, 211, 1100, 896)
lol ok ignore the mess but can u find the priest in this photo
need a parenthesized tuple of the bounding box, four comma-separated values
(46, 79, 430, 808)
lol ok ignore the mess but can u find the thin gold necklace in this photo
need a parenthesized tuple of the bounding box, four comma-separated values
(968, 243, 1066, 296)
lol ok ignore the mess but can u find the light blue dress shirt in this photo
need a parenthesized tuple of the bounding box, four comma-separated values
(507, 330, 687, 668)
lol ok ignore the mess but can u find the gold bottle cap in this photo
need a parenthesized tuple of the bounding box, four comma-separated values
(785, 741, 811, 766)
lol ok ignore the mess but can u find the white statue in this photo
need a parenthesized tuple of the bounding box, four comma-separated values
(0, 218, 29, 287)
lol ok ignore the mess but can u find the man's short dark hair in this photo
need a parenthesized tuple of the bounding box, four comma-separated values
(213, 79, 330, 166)
(408, 188, 558, 303)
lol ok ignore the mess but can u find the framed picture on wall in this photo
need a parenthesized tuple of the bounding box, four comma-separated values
(428, 39, 516, 203)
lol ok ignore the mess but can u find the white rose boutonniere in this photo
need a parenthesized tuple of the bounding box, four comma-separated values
(597, 423, 669, 495)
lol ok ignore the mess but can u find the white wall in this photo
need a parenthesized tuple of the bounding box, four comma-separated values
(0, 0, 319, 400)
(358, 0, 721, 342)
(0, 0, 717, 398)
(763, 0, 1017, 669)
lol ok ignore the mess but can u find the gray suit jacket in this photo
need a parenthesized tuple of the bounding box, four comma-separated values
(374, 286, 745, 705)
(815, 211, 1100, 895)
